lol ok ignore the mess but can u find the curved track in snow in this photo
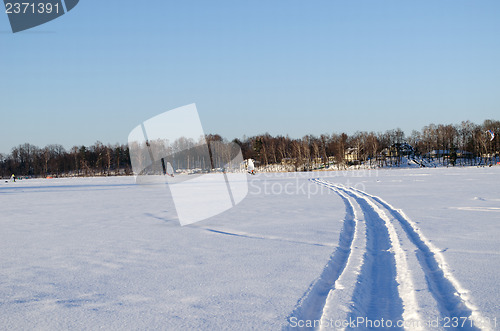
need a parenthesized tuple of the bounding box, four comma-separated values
(286, 178, 491, 331)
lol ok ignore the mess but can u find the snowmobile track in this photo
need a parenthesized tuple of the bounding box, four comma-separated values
(285, 178, 491, 331)
(285, 183, 361, 330)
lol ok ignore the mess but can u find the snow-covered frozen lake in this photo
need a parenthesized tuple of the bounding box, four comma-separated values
(1, 167, 499, 330)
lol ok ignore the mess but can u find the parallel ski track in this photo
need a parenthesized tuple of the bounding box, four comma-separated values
(286, 183, 360, 330)
(349, 185, 491, 331)
(286, 178, 490, 331)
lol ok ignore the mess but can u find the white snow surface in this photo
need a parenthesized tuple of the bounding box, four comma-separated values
(0, 167, 499, 330)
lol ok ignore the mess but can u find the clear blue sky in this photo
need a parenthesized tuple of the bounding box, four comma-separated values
(1, 0, 499, 154)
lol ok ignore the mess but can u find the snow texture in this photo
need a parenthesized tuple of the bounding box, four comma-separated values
(1, 167, 499, 330)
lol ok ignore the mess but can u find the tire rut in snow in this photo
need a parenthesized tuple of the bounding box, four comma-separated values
(333, 184, 406, 330)
(285, 180, 357, 330)
(350, 187, 490, 331)
(287, 179, 490, 331)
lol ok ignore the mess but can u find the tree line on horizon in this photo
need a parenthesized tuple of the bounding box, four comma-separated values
(237, 119, 499, 171)
(1, 119, 499, 178)
(0, 143, 132, 178)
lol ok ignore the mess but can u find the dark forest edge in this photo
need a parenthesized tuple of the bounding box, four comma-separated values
(1, 119, 499, 178)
